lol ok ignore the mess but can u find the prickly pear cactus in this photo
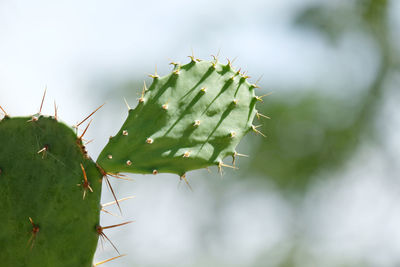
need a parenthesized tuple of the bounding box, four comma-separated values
(0, 55, 265, 267)
(0, 115, 102, 267)
(97, 58, 262, 177)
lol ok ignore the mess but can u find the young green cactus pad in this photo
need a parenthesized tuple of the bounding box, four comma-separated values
(0, 115, 102, 267)
(97, 58, 263, 176)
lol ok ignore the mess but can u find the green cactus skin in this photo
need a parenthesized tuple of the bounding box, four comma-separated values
(97, 58, 260, 176)
(0, 116, 102, 267)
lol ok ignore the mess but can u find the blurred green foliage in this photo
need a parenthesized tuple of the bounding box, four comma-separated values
(295, 0, 388, 40)
(246, 93, 363, 191)
(244, 0, 393, 193)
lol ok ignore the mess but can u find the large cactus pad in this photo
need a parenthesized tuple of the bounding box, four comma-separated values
(0, 116, 102, 267)
(98, 59, 259, 176)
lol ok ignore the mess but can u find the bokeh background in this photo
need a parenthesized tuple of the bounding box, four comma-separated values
(1, 0, 400, 266)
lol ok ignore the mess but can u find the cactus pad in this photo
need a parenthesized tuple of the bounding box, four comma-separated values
(97, 59, 259, 176)
(0, 116, 102, 267)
